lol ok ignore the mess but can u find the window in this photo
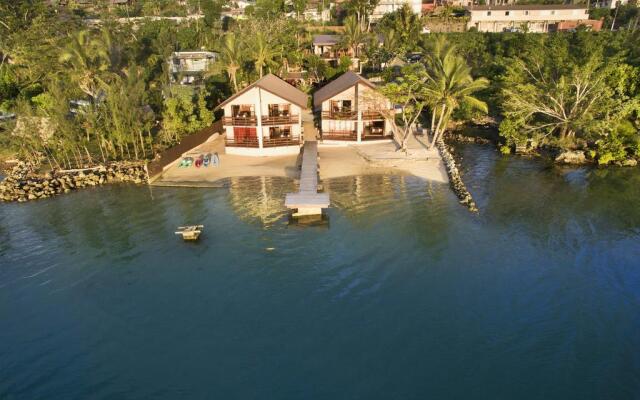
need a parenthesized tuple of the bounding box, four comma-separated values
(505, 11, 510, 15)
(585, 9, 589, 14)
(268, 104, 290, 117)
(232, 104, 254, 118)
(524, 10, 529, 15)
(551, 10, 556, 15)
(487, 11, 491, 16)
(269, 126, 291, 138)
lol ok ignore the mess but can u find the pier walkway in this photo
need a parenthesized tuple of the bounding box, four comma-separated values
(285, 140, 330, 217)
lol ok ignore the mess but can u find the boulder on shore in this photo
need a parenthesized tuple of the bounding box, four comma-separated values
(555, 150, 587, 165)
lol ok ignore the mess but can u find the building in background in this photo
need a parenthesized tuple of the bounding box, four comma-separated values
(371, 0, 422, 20)
(592, 0, 629, 9)
(168, 51, 218, 85)
(312, 34, 362, 71)
(467, 5, 599, 33)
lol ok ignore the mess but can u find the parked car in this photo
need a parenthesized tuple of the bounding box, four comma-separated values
(203, 153, 212, 167)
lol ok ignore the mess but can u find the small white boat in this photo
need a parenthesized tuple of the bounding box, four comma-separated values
(175, 225, 204, 241)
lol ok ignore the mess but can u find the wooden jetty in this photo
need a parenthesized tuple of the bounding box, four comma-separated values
(285, 141, 329, 217)
(175, 225, 204, 241)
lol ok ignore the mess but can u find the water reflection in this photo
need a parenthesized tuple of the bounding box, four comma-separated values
(226, 176, 295, 227)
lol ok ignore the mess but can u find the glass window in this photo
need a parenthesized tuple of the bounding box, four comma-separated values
(487, 11, 492, 16)
(505, 11, 510, 15)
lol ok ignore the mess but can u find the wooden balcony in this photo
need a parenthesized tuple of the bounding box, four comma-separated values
(322, 110, 357, 120)
(262, 114, 299, 125)
(225, 136, 301, 148)
(361, 111, 386, 120)
(322, 130, 357, 141)
(222, 116, 257, 126)
(322, 110, 387, 120)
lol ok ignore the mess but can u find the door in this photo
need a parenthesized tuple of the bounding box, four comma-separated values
(234, 127, 257, 144)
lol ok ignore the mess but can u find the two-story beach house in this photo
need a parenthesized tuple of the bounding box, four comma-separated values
(314, 71, 392, 143)
(217, 74, 309, 156)
(467, 5, 598, 33)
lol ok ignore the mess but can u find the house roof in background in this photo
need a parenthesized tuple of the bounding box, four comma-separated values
(216, 74, 309, 109)
(312, 34, 341, 46)
(313, 71, 376, 109)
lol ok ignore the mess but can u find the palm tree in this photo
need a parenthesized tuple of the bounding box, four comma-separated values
(59, 28, 120, 100)
(424, 37, 489, 148)
(251, 32, 279, 78)
(217, 33, 243, 92)
(59, 30, 102, 99)
(342, 15, 367, 59)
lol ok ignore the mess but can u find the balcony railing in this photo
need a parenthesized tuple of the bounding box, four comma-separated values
(225, 136, 301, 148)
(322, 130, 357, 141)
(222, 115, 257, 126)
(322, 110, 357, 120)
(322, 110, 387, 120)
(262, 114, 299, 125)
(361, 111, 386, 120)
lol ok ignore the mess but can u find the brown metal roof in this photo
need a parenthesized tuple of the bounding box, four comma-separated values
(216, 74, 309, 110)
(469, 4, 586, 10)
(313, 71, 377, 109)
(312, 34, 341, 46)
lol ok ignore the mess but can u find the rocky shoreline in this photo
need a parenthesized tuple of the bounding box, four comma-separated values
(0, 163, 148, 202)
(435, 138, 479, 213)
(444, 131, 494, 145)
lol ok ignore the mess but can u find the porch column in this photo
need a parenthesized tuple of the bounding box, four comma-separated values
(298, 112, 303, 142)
(257, 88, 264, 149)
(357, 110, 363, 143)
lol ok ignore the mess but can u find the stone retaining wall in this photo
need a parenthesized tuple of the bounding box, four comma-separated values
(435, 138, 479, 213)
(0, 163, 148, 202)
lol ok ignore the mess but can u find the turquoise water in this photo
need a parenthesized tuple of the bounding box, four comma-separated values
(1, 145, 639, 399)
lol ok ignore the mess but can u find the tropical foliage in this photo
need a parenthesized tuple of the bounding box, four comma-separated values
(1, 0, 638, 168)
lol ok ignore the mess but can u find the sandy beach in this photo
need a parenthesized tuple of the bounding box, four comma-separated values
(154, 135, 448, 186)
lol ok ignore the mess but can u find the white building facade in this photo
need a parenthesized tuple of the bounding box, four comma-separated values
(218, 74, 308, 156)
(467, 5, 591, 33)
(371, 0, 423, 20)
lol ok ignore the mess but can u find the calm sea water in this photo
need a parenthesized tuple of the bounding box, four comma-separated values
(1, 145, 639, 399)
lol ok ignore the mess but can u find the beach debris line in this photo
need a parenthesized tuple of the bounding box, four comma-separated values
(175, 225, 204, 241)
(435, 138, 479, 213)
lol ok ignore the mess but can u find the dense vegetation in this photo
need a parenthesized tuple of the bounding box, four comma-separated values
(1, 0, 638, 169)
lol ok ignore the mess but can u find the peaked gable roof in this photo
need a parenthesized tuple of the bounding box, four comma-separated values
(313, 71, 377, 109)
(217, 73, 309, 109)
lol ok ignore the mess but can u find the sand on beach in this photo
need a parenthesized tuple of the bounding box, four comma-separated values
(155, 134, 448, 185)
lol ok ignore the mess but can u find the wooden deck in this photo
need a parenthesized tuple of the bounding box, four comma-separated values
(285, 140, 329, 217)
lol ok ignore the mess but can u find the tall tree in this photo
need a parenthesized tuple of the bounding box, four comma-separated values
(380, 63, 430, 151)
(216, 33, 243, 92)
(424, 37, 489, 147)
(251, 31, 279, 78)
(341, 15, 367, 60)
